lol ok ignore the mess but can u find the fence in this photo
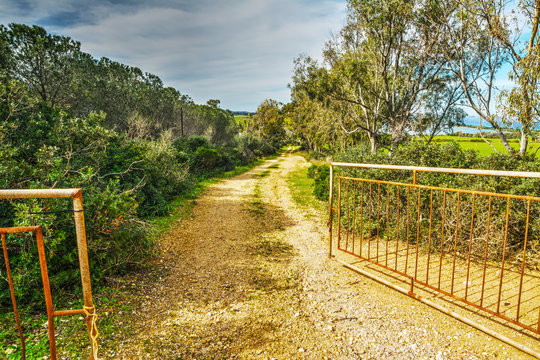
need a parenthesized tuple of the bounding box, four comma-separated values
(0, 189, 98, 360)
(328, 163, 540, 336)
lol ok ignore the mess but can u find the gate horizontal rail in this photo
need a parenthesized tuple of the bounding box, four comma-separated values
(328, 163, 540, 335)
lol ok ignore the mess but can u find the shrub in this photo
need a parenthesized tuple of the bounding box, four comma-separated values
(234, 134, 276, 159)
(307, 164, 318, 178)
(309, 164, 330, 201)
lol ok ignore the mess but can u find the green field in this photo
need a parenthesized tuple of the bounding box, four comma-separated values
(431, 135, 540, 157)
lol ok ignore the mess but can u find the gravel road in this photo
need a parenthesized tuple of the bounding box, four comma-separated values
(105, 152, 538, 359)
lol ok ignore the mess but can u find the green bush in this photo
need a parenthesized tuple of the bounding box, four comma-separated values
(307, 164, 330, 201)
(307, 164, 318, 178)
(0, 79, 278, 310)
(0, 107, 156, 308)
(335, 141, 539, 196)
(234, 134, 276, 159)
(332, 142, 539, 265)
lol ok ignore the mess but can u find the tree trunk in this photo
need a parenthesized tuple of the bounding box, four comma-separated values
(369, 134, 377, 153)
(519, 129, 528, 158)
(390, 125, 403, 154)
(494, 127, 515, 155)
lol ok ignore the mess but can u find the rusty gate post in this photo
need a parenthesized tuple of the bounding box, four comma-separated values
(328, 164, 334, 258)
(72, 190, 97, 360)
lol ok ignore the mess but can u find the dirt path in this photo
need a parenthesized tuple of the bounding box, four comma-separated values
(107, 153, 536, 359)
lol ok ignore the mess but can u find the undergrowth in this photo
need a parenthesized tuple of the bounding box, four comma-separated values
(0, 154, 278, 359)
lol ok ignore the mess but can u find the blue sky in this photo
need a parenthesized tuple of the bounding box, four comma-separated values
(0, 0, 347, 111)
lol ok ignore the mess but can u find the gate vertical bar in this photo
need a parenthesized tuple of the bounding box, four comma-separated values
(346, 180, 350, 251)
(516, 199, 531, 322)
(385, 184, 390, 266)
(465, 194, 476, 301)
(438, 191, 447, 290)
(426, 190, 434, 283)
(404, 187, 411, 274)
(496, 198, 511, 314)
(352, 181, 357, 254)
(35, 227, 57, 359)
(328, 164, 334, 258)
(367, 183, 373, 260)
(337, 178, 342, 250)
(72, 191, 97, 360)
(376, 184, 381, 261)
(480, 196, 493, 307)
(451, 193, 461, 295)
(359, 182, 365, 257)
(414, 188, 422, 280)
(1, 232, 26, 359)
(395, 187, 400, 271)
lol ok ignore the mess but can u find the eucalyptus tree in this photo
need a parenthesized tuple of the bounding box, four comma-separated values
(289, 55, 350, 152)
(291, 0, 466, 153)
(287, 89, 346, 152)
(253, 99, 286, 144)
(432, 0, 539, 157)
(483, 0, 540, 157)
(346, 0, 470, 152)
(415, 78, 467, 144)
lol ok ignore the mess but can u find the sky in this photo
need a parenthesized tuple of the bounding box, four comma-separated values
(0, 0, 347, 111)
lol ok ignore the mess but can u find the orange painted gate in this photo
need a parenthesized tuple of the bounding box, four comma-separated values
(0, 189, 98, 360)
(327, 163, 540, 336)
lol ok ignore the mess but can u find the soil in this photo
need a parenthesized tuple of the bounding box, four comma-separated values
(102, 152, 539, 359)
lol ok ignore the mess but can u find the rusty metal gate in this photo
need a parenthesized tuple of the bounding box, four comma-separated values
(0, 189, 98, 360)
(328, 163, 540, 336)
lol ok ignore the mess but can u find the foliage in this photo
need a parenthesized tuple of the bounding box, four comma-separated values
(287, 0, 540, 158)
(307, 164, 330, 201)
(252, 99, 286, 148)
(0, 24, 278, 311)
(333, 142, 539, 265)
(233, 134, 277, 160)
(335, 141, 540, 195)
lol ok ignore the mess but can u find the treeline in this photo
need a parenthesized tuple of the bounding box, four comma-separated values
(0, 24, 277, 307)
(287, 0, 540, 158)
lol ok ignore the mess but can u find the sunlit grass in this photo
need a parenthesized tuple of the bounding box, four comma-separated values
(431, 135, 540, 157)
(287, 166, 326, 215)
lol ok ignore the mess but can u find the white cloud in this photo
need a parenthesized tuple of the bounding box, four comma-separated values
(1, 0, 346, 110)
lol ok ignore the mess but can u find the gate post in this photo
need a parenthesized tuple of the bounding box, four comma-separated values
(328, 164, 334, 258)
(72, 190, 97, 360)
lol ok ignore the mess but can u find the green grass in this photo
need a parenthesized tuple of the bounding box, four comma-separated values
(431, 135, 540, 157)
(287, 166, 327, 215)
(257, 170, 271, 178)
(292, 150, 327, 166)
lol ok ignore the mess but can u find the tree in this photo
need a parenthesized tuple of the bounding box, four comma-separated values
(253, 99, 285, 144)
(206, 99, 221, 108)
(415, 79, 466, 144)
(1, 24, 83, 108)
(432, 0, 540, 157)
(486, 0, 540, 157)
(290, 0, 466, 153)
(289, 56, 356, 152)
